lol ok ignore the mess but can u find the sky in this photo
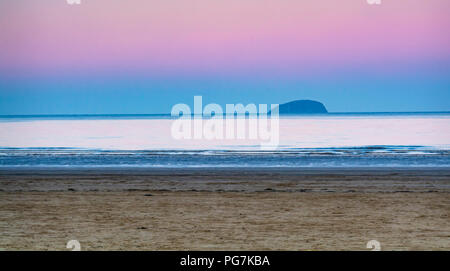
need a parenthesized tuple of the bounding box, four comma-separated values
(0, 0, 449, 114)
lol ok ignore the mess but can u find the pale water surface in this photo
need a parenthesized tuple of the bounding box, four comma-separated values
(0, 113, 449, 168)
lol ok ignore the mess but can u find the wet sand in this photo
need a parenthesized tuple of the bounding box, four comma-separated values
(0, 169, 449, 250)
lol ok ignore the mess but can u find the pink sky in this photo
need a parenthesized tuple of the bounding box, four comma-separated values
(0, 0, 449, 76)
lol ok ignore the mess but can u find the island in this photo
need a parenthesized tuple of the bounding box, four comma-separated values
(270, 100, 328, 114)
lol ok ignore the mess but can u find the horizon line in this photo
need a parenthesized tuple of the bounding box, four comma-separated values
(1, 111, 450, 118)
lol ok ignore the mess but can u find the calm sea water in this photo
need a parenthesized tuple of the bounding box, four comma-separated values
(0, 113, 449, 168)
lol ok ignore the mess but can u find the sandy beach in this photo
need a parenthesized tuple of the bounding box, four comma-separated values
(0, 169, 449, 251)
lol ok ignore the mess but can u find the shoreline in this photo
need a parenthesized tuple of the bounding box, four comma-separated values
(2, 166, 450, 174)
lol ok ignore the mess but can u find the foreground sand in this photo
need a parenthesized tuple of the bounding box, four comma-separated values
(1, 169, 449, 250)
(1, 190, 449, 250)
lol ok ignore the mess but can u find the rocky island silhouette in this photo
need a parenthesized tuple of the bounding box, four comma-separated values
(271, 100, 328, 114)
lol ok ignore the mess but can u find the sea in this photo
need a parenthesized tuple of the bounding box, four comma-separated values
(0, 113, 449, 169)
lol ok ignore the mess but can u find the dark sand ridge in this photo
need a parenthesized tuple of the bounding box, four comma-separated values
(1, 168, 449, 193)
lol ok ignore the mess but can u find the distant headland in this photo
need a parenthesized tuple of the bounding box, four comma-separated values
(272, 100, 328, 114)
